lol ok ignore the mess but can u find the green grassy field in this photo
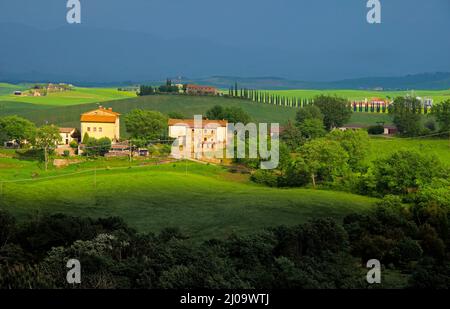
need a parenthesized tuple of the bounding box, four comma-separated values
(0, 83, 29, 96)
(259, 89, 450, 104)
(1, 132, 448, 241)
(1, 84, 447, 244)
(367, 136, 450, 166)
(6, 83, 449, 129)
(0, 86, 136, 105)
(0, 158, 377, 240)
(0, 94, 395, 131)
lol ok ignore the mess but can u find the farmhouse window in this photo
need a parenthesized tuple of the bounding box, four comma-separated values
(87, 127, 91, 132)
(93, 127, 97, 132)
(99, 127, 103, 132)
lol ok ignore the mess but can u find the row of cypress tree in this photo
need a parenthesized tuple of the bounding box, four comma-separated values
(227, 84, 314, 108)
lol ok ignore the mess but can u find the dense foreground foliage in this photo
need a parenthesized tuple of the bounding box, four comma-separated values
(1, 193, 449, 289)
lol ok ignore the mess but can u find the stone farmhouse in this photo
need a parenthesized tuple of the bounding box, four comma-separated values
(80, 106, 121, 143)
(168, 118, 228, 159)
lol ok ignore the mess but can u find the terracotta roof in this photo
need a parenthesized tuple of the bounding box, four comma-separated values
(168, 118, 228, 127)
(80, 107, 120, 123)
(80, 115, 117, 123)
(99, 108, 120, 116)
(186, 84, 217, 90)
(59, 127, 76, 133)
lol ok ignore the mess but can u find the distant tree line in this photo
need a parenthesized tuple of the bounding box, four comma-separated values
(227, 84, 315, 108)
(227, 84, 443, 118)
(390, 98, 450, 137)
(138, 79, 181, 96)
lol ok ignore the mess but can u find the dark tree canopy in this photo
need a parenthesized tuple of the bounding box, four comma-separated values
(206, 105, 251, 124)
(295, 105, 324, 125)
(280, 120, 304, 151)
(297, 118, 326, 140)
(389, 96, 423, 136)
(313, 95, 352, 130)
(432, 99, 450, 133)
(125, 109, 168, 141)
(138, 85, 155, 96)
(84, 137, 112, 157)
(372, 150, 445, 195)
(167, 111, 186, 119)
(0, 115, 36, 145)
(327, 129, 370, 171)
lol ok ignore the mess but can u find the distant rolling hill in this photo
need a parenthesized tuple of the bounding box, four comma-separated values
(180, 72, 450, 90)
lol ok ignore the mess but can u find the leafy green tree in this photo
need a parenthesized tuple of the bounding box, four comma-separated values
(139, 85, 155, 96)
(97, 137, 112, 156)
(373, 150, 445, 195)
(418, 225, 446, 260)
(84, 137, 112, 157)
(389, 96, 423, 136)
(125, 109, 168, 141)
(432, 99, 450, 133)
(313, 95, 352, 130)
(206, 105, 224, 120)
(389, 238, 423, 266)
(34, 125, 61, 170)
(224, 107, 251, 124)
(167, 111, 185, 119)
(0, 115, 36, 146)
(410, 257, 450, 288)
(295, 105, 323, 125)
(301, 218, 349, 256)
(298, 118, 326, 140)
(327, 129, 370, 171)
(82, 132, 90, 144)
(297, 139, 349, 188)
(280, 120, 304, 150)
(206, 105, 251, 124)
(424, 118, 437, 132)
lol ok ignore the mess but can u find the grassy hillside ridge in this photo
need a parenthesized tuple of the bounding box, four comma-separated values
(0, 94, 395, 131)
(367, 137, 450, 166)
(0, 159, 377, 240)
(187, 73, 450, 90)
(0, 82, 29, 95)
(2, 83, 449, 106)
(0, 86, 136, 105)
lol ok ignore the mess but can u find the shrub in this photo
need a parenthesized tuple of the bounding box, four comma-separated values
(424, 119, 436, 132)
(69, 140, 78, 149)
(250, 170, 278, 187)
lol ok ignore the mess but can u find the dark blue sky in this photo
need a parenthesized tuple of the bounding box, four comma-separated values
(0, 0, 449, 81)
